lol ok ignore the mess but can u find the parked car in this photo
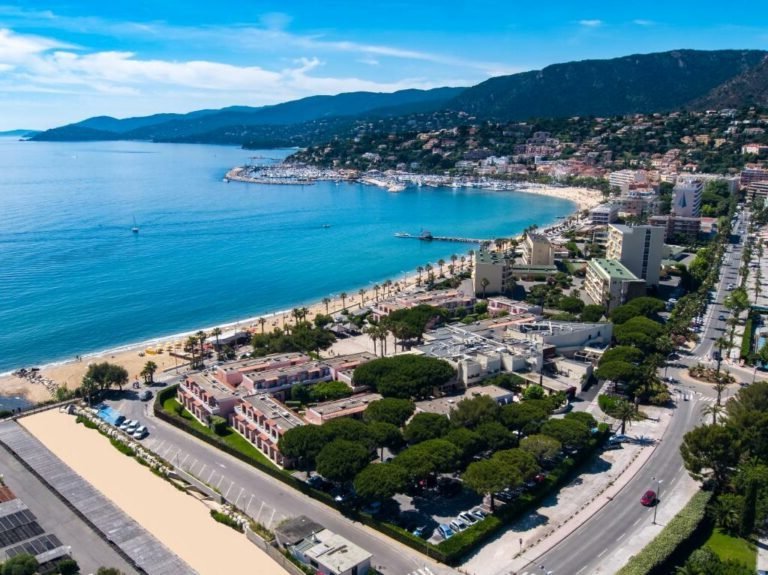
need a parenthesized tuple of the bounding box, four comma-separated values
(437, 524, 455, 540)
(609, 434, 631, 444)
(139, 390, 153, 401)
(412, 525, 428, 538)
(663, 377, 679, 384)
(470, 508, 487, 521)
(640, 490, 657, 506)
(132, 426, 148, 440)
(450, 518, 467, 532)
(119, 419, 137, 431)
(458, 512, 478, 525)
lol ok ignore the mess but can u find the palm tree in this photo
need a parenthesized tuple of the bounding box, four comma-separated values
(365, 325, 378, 356)
(211, 327, 222, 350)
(416, 267, 423, 286)
(340, 292, 348, 310)
(322, 297, 331, 314)
(480, 277, 490, 299)
(358, 288, 366, 306)
(373, 284, 381, 301)
(259, 317, 266, 334)
(714, 336, 728, 376)
(437, 258, 445, 277)
(460, 256, 466, 272)
(701, 403, 726, 425)
(184, 335, 199, 369)
(450, 254, 458, 275)
(384, 279, 392, 296)
(196, 330, 207, 365)
(140, 361, 158, 384)
(612, 400, 637, 435)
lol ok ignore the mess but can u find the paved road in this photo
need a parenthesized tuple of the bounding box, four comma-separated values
(112, 393, 454, 575)
(530, 213, 750, 574)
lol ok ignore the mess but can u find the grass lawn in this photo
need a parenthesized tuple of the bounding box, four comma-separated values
(162, 397, 279, 471)
(705, 528, 757, 569)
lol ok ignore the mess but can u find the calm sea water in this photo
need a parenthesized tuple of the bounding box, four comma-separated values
(0, 139, 574, 373)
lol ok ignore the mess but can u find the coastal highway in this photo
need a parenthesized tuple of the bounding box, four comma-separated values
(114, 392, 454, 575)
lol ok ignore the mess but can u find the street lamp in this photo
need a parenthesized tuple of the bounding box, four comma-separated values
(652, 477, 663, 525)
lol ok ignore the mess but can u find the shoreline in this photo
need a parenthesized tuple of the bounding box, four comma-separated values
(1, 183, 595, 403)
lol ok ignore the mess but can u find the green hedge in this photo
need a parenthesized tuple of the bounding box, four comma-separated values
(616, 490, 713, 575)
(598, 394, 620, 414)
(740, 315, 755, 361)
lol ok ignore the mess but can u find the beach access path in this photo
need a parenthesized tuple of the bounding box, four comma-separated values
(14, 410, 290, 575)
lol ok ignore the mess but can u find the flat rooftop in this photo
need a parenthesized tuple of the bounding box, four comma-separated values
(589, 258, 641, 281)
(216, 352, 310, 374)
(304, 529, 371, 573)
(321, 352, 377, 370)
(185, 372, 236, 400)
(416, 385, 515, 416)
(308, 393, 382, 418)
(247, 361, 327, 382)
(243, 394, 305, 432)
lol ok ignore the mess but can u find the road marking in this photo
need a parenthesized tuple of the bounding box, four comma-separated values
(617, 532, 626, 541)
(225, 482, 233, 499)
(576, 567, 587, 575)
(218, 463, 226, 468)
(255, 501, 265, 521)
(236, 487, 244, 505)
(216, 475, 225, 489)
(633, 517, 643, 527)
(198, 463, 206, 478)
(246, 494, 254, 514)
(180, 453, 189, 467)
(268, 509, 276, 527)
(207, 469, 216, 483)
(598, 548, 608, 557)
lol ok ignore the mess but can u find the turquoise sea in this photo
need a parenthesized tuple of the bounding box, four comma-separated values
(0, 139, 574, 375)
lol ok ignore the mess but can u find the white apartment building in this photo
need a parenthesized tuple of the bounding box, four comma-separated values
(584, 259, 646, 312)
(589, 203, 619, 225)
(606, 224, 665, 286)
(521, 233, 554, 266)
(672, 178, 703, 217)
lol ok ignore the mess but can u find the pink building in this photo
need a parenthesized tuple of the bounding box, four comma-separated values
(320, 352, 377, 388)
(487, 296, 542, 318)
(177, 372, 239, 424)
(230, 394, 306, 468)
(372, 289, 476, 322)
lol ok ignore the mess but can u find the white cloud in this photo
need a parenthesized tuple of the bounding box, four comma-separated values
(578, 20, 604, 28)
(633, 19, 655, 26)
(0, 27, 457, 113)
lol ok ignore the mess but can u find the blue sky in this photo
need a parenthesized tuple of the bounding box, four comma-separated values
(0, 1, 766, 130)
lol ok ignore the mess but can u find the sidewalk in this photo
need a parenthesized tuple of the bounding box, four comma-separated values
(758, 535, 768, 575)
(462, 406, 674, 575)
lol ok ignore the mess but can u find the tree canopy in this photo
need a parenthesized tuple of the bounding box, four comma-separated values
(501, 402, 550, 436)
(316, 439, 371, 483)
(614, 316, 665, 352)
(84, 362, 129, 392)
(520, 434, 562, 465)
(540, 418, 591, 450)
(352, 355, 455, 399)
(403, 413, 450, 444)
(353, 463, 408, 502)
(681, 424, 740, 487)
(277, 425, 330, 467)
(363, 398, 415, 427)
(449, 395, 501, 429)
(392, 439, 460, 480)
(1, 554, 38, 575)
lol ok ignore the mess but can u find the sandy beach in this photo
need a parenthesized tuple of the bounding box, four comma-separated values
(22, 410, 288, 575)
(0, 182, 600, 404)
(515, 185, 603, 211)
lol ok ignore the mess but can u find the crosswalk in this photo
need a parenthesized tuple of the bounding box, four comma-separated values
(407, 568, 435, 575)
(672, 389, 716, 403)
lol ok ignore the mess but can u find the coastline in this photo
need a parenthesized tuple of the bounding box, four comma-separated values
(0, 183, 597, 403)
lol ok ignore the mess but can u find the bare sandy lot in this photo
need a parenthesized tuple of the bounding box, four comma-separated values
(21, 410, 288, 575)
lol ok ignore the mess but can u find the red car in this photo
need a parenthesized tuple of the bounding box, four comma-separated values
(641, 490, 657, 506)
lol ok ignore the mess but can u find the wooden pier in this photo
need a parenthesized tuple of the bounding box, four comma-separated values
(394, 232, 489, 244)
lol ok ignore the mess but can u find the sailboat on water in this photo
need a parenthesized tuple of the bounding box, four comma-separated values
(131, 216, 139, 234)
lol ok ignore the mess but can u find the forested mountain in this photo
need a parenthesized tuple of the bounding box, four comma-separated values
(31, 49, 768, 147)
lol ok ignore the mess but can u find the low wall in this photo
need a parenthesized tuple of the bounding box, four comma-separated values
(170, 467, 224, 504)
